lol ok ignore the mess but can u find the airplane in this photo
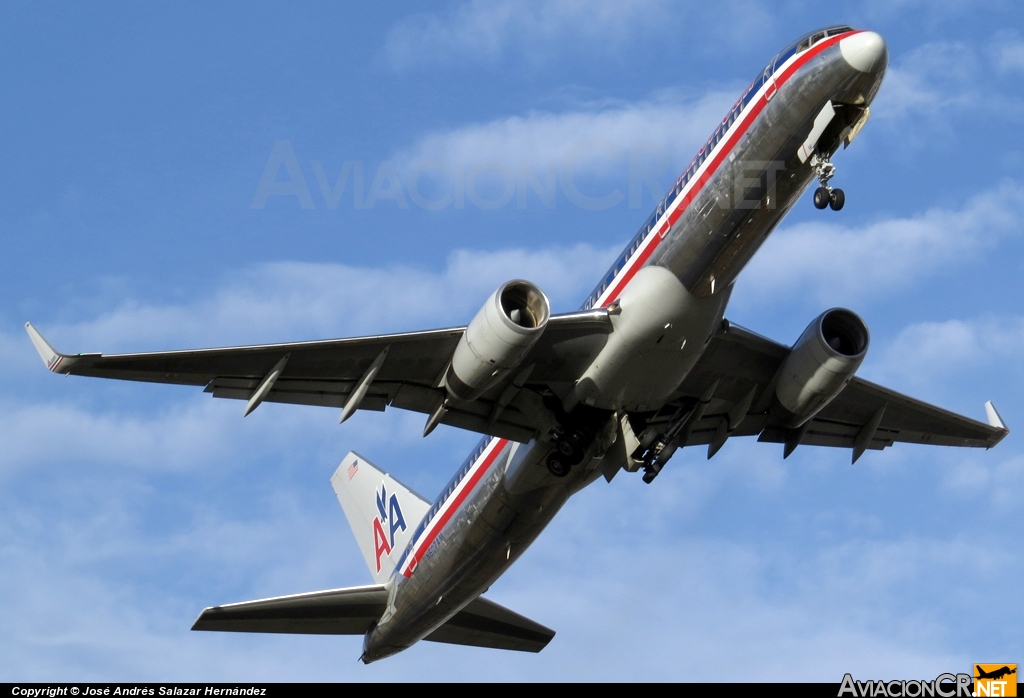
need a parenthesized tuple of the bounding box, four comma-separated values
(26, 26, 1010, 663)
(975, 666, 1016, 681)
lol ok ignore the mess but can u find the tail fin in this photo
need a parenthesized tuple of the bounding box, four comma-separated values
(331, 452, 431, 584)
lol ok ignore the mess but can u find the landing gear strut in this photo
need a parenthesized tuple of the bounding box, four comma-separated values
(810, 152, 844, 211)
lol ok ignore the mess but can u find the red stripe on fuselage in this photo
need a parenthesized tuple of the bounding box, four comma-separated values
(402, 438, 509, 577)
(598, 31, 854, 307)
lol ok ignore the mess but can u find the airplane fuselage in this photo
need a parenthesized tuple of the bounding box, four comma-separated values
(362, 27, 888, 662)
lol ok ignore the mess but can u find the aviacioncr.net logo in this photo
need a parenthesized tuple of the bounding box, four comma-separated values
(839, 673, 973, 698)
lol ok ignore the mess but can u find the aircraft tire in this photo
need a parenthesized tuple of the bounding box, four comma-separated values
(829, 188, 845, 211)
(813, 187, 830, 209)
(556, 431, 587, 464)
(546, 454, 571, 477)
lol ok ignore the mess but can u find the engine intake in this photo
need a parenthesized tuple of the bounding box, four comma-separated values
(774, 308, 869, 427)
(445, 280, 550, 402)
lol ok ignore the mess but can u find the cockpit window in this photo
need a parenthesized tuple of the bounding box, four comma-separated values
(796, 25, 854, 53)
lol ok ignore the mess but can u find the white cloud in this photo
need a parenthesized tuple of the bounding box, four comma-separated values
(877, 316, 1024, 377)
(0, 399, 237, 476)
(875, 65, 944, 117)
(856, 313, 1024, 421)
(994, 33, 1024, 72)
(400, 90, 733, 178)
(0, 326, 37, 377)
(0, 467, 374, 680)
(998, 44, 1024, 72)
(383, 0, 777, 70)
(505, 473, 1018, 680)
(736, 181, 1024, 307)
(383, 0, 675, 69)
(873, 41, 982, 119)
(941, 453, 1024, 510)
(863, 0, 977, 14)
(391, 90, 737, 213)
(10, 245, 618, 360)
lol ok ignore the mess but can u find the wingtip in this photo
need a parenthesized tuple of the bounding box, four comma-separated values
(24, 322, 66, 372)
(985, 401, 1009, 433)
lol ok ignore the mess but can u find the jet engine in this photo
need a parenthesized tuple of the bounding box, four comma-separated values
(444, 280, 550, 402)
(774, 308, 869, 427)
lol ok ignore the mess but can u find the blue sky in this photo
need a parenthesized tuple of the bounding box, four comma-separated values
(2, 0, 1023, 682)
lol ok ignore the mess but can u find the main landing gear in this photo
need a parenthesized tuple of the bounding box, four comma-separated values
(545, 427, 589, 477)
(810, 152, 844, 211)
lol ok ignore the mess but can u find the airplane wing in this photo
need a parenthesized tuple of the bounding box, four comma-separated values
(651, 320, 1008, 461)
(25, 310, 612, 443)
(26, 314, 1007, 458)
(192, 584, 555, 653)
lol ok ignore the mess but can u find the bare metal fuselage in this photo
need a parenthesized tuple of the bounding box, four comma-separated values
(363, 29, 887, 662)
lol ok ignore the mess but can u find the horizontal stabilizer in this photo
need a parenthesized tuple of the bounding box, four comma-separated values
(192, 586, 555, 653)
(423, 595, 555, 653)
(191, 584, 387, 635)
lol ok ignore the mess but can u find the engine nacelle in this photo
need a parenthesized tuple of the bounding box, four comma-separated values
(444, 280, 550, 402)
(774, 308, 869, 427)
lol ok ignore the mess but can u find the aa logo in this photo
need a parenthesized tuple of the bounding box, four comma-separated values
(372, 484, 407, 573)
(974, 665, 1017, 697)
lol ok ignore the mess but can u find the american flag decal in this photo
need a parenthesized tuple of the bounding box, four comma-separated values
(347, 460, 359, 480)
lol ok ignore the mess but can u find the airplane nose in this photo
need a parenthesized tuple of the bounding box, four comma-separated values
(840, 31, 887, 74)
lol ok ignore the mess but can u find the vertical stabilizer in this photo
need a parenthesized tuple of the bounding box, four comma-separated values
(331, 452, 431, 584)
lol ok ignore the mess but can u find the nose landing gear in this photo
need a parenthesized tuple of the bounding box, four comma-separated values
(810, 152, 844, 211)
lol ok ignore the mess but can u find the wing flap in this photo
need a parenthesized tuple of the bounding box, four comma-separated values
(206, 377, 393, 412)
(758, 419, 895, 450)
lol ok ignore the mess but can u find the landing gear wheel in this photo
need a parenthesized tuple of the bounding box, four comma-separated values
(809, 152, 838, 211)
(546, 454, 571, 477)
(829, 188, 845, 211)
(555, 430, 587, 465)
